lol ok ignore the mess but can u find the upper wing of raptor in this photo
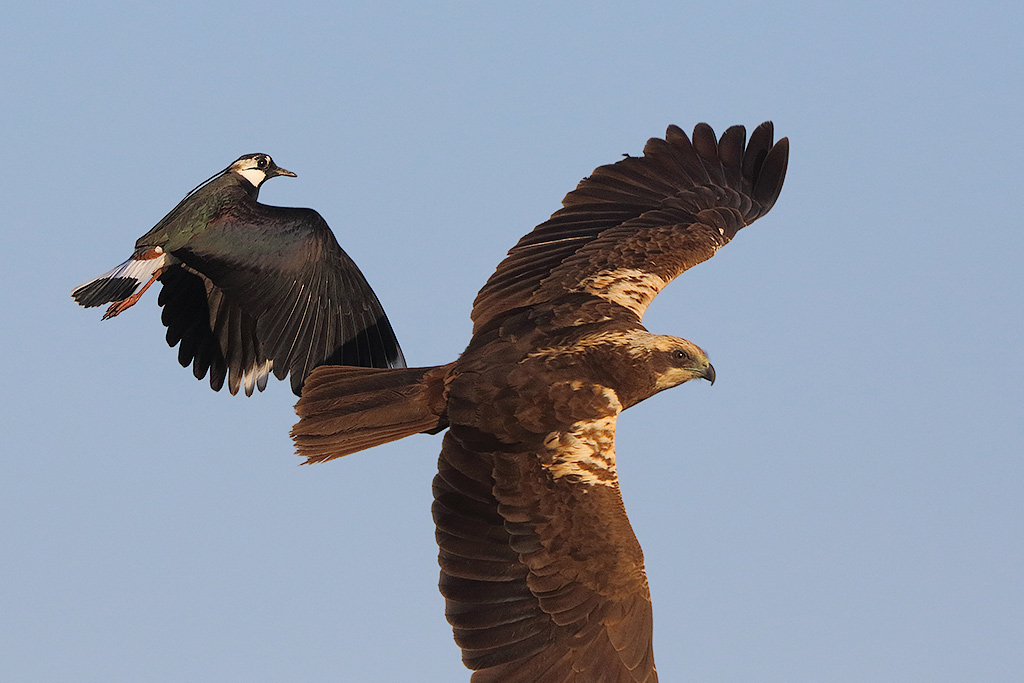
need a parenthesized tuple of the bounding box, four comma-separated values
(471, 122, 788, 331)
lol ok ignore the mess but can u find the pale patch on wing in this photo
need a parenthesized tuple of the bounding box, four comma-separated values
(541, 388, 622, 487)
(575, 267, 667, 319)
(542, 415, 619, 486)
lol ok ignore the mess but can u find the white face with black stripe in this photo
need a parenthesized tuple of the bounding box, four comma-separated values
(230, 153, 275, 187)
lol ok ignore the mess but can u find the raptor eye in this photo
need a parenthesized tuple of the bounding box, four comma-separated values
(673, 350, 689, 362)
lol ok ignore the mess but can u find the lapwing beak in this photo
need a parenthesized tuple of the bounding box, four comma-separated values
(270, 164, 297, 178)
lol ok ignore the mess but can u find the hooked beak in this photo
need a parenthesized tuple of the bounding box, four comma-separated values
(701, 362, 716, 386)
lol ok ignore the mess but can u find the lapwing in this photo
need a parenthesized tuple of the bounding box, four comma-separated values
(72, 153, 405, 396)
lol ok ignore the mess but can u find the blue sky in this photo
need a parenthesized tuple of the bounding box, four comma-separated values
(2, 2, 1022, 681)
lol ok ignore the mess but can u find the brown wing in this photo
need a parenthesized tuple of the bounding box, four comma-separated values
(433, 424, 658, 683)
(471, 122, 789, 332)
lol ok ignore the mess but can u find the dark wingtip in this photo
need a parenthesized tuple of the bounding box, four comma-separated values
(753, 135, 789, 210)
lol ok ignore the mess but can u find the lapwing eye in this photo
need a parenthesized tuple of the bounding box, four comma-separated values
(257, 156, 268, 169)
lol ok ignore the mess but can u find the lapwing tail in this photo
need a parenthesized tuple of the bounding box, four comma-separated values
(72, 251, 171, 315)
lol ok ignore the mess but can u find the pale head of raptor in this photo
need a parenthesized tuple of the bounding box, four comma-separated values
(623, 331, 716, 395)
(228, 153, 296, 188)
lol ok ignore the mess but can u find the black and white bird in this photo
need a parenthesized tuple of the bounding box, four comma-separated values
(72, 153, 405, 396)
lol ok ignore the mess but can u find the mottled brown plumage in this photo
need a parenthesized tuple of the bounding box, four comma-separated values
(293, 122, 789, 680)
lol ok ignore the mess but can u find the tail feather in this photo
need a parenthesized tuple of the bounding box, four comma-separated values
(72, 255, 169, 308)
(293, 363, 452, 464)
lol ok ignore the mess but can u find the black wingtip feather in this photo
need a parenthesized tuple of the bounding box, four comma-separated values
(717, 125, 747, 188)
(742, 121, 775, 181)
(753, 135, 789, 211)
(690, 122, 718, 159)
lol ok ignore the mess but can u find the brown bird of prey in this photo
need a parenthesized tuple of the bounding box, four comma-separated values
(292, 122, 789, 682)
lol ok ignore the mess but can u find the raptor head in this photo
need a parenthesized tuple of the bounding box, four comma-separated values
(648, 335, 715, 390)
(229, 153, 296, 188)
(622, 331, 715, 398)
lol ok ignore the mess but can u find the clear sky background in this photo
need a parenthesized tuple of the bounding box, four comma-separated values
(2, 2, 1021, 682)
